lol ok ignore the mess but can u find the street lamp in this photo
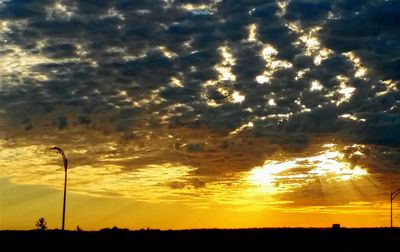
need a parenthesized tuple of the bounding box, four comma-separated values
(391, 187, 400, 228)
(51, 146, 68, 231)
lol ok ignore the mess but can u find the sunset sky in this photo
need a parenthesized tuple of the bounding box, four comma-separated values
(1, 0, 400, 230)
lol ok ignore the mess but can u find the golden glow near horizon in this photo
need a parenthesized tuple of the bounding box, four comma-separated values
(1, 137, 397, 229)
(2, 1, 400, 231)
(247, 143, 368, 192)
(0, 141, 193, 201)
(0, 140, 370, 204)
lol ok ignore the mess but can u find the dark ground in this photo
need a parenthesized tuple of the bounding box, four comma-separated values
(1, 228, 399, 251)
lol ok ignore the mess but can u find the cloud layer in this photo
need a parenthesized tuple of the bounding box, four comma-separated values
(0, 0, 399, 205)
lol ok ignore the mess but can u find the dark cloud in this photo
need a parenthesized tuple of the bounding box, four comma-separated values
(232, 43, 265, 82)
(54, 116, 68, 130)
(0, 0, 399, 189)
(0, 0, 51, 19)
(42, 43, 77, 58)
(169, 178, 206, 189)
(285, 0, 331, 27)
(321, 0, 400, 79)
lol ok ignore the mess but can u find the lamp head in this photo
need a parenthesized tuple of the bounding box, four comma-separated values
(51, 146, 61, 152)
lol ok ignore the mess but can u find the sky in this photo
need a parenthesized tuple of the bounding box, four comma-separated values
(0, 0, 399, 230)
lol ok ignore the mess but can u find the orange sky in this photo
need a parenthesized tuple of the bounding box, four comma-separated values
(1, 0, 400, 230)
(1, 140, 399, 230)
(1, 179, 398, 230)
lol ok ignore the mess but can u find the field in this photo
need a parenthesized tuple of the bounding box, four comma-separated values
(1, 228, 399, 251)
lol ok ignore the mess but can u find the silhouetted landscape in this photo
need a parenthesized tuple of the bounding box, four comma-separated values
(1, 1, 400, 245)
(1, 228, 399, 251)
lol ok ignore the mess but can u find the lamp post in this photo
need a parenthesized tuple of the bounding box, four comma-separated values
(391, 187, 400, 228)
(51, 146, 68, 231)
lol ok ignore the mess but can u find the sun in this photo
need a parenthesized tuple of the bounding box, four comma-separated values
(248, 161, 299, 186)
(246, 143, 369, 192)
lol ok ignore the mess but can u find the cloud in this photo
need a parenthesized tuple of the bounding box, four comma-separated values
(0, 0, 399, 204)
(285, 0, 331, 26)
(42, 43, 77, 58)
(321, 0, 400, 79)
(0, 0, 51, 19)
